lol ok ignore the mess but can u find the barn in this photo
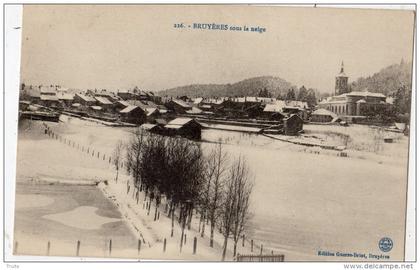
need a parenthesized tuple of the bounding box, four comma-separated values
(119, 105, 146, 125)
(165, 99, 192, 114)
(74, 94, 96, 107)
(164, 117, 202, 140)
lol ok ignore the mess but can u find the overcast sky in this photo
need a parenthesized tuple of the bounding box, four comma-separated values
(20, 5, 415, 93)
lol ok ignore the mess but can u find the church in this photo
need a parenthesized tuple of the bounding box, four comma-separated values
(318, 62, 391, 118)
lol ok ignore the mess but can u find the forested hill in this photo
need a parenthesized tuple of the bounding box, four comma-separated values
(158, 76, 297, 98)
(350, 61, 413, 96)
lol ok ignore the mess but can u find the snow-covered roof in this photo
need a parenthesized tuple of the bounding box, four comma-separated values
(286, 100, 308, 109)
(171, 99, 191, 108)
(146, 107, 158, 116)
(186, 107, 203, 114)
(233, 97, 260, 103)
(76, 93, 96, 102)
(90, 105, 102, 110)
(263, 101, 286, 112)
(165, 117, 201, 129)
(117, 100, 130, 107)
(341, 91, 386, 98)
(193, 97, 203, 104)
(40, 95, 59, 101)
(39, 87, 56, 94)
(312, 108, 337, 117)
(94, 96, 113, 105)
(57, 93, 74, 100)
(204, 98, 225, 104)
(120, 105, 141, 113)
(141, 123, 158, 130)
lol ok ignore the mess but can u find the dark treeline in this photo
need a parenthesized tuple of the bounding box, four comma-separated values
(122, 130, 254, 260)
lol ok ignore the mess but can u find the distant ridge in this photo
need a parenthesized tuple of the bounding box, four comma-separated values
(350, 61, 412, 96)
(158, 76, 297, 98)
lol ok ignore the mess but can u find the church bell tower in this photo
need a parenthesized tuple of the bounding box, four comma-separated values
(335, 61, 349, 95)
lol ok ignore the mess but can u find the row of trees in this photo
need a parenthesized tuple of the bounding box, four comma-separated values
(280, 86, 318, 108)
(114, 130, 254, 260)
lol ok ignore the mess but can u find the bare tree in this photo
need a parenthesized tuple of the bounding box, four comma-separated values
(126, 128, 146, 190)
(207, 142, 229, 247)
(112, 140, 124, 183)
(220, 156, 254, 261)
(230, 156, 253, 258)
(220, 166, 237, 261)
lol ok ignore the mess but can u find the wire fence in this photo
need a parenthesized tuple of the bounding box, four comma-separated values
(37, 122, 283, 261)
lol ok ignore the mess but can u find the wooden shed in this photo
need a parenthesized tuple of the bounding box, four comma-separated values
(164, 117, 202, 140)
(119, 105, 146, 125)
(283, 114, 303, 136)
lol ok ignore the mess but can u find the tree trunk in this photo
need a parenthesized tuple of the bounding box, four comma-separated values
(115, 168, 119, 183)
(233, 241, 238, 257)
(221, 235, 229, 261)
(154, 205, 158, 221)
(187, 207, 193, 230)
(180, 210, 186, 252)
(210, 221, 215, 247)
(200, 212, 206, 237)
(171, 207, 175, 237)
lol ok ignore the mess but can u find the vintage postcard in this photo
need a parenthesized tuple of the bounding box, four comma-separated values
(11, 4, 414, 262)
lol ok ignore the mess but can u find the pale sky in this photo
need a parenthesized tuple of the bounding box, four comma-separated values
(20, 5, 415, 93)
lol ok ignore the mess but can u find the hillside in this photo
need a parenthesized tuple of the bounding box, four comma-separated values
(158, 76, 297, 98)
(350, 61, 413, 96)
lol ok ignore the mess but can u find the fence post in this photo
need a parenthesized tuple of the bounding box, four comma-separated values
(260, 244, 263, 255)
(109, 239, 112, 256)
(163, 238, 166, 252)
(137, 239, 141, 255)
(47, 240, 51, 256)
(251, 239, 253, 252)
(76, 240, 81, 256)
(14, 241, 18, 254)
(193, 237, 197, 254)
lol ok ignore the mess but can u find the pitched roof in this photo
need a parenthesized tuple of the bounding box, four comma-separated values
(57, 92, 74, 100)
(76, 93, 96, 102)
(186, 107, 203, 114)
(340, 91, 386, 98)
(171, 99, 192, 108)
(193, 97, 203, 104)
(117, 100, 130, 107)
(90, 105, 102, 110)
(94, 96, 113, 105)
(40, 95, 59, 101)
(140, 123, 159, 130)
(126, 100, 149, 110)
(312, 108, 337, 117)
(165, 117, 200, 129)
(146, 107, 159, 116)
(286, 100, 308, 109)
(120, 105, 141, 113)
(263, 100, 286, 112)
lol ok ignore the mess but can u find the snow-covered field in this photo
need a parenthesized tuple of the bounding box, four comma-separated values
(13, 116, 410, 261)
